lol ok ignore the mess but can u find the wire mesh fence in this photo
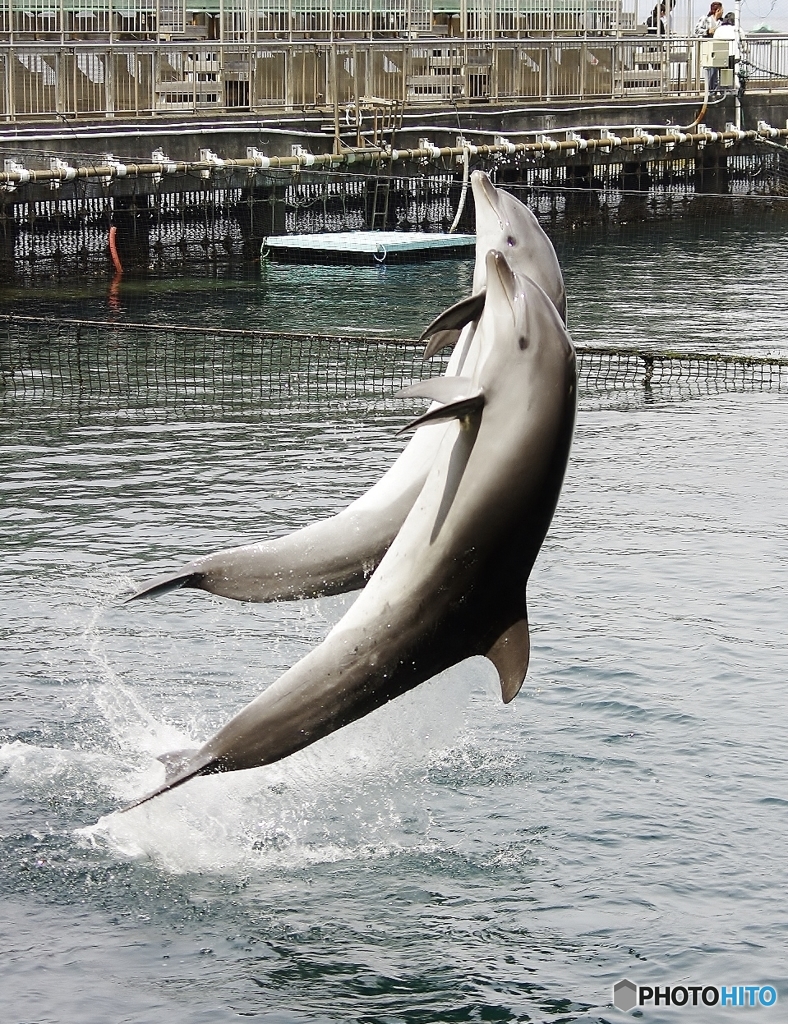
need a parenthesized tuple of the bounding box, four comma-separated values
(2, 315, 787, 408)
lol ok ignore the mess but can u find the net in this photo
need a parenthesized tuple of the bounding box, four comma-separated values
(2, 315, 786, 406)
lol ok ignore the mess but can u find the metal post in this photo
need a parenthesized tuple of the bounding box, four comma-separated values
(55, 49, 63, 112)
(332, 45, 339, 152)
(5, 47, 12, 120)
(106, 49, 114, 115)
(734, 0, 742, 128)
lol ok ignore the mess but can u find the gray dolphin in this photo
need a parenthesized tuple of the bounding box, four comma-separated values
(125, 173, 565, 605)
(121, 250, 576, 812)
(419, 170, 567, 359)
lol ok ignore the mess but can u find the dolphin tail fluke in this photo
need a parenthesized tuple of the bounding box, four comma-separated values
(157, 748, 202, 778)
(124, 569, 205, 604)
(420, 290, 487, 357)
(119, 750, 220, 813)
(486, 616, 531, 703)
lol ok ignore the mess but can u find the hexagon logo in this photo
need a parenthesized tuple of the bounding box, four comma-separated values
(613, 979, 638, 1012)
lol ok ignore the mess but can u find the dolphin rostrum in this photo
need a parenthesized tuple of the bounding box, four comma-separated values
(121, 250, 576, 812)
(125, 172, 566, 606)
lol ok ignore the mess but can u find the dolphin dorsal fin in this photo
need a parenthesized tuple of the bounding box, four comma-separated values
(419, 290, 487, 358)
(398, 390, 484, 434)
(486, 617, 531, 703)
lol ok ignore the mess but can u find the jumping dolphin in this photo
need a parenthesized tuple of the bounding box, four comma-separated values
(121, 250, 576, 811)
(419, 171, 566, 360)
(125, 173, 566, 606)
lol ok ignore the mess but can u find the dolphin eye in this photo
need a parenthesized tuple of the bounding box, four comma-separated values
(518, 335, 528, 350)
(506, 235, 516, 247)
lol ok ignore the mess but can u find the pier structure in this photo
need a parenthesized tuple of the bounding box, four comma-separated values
(0, 0, 786, 127)
(1, 0, 787, 267)
(1, 121, 788, 269)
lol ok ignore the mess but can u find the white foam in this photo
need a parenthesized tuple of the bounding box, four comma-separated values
(74, 658, 499, 875)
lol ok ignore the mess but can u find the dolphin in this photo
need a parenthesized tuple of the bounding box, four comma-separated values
(121, 250, 576, 812)
(125, 173, 566, 605)
(419, 170, 567, 360)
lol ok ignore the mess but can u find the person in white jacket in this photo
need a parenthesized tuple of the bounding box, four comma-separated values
(714, 12, 744, 91)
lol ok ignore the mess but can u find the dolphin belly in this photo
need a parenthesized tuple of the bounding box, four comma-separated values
(127, 474, 423, 603)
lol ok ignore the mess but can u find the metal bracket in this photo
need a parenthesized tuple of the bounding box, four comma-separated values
(246, 147, 271, 173)
(49, 157, 75, 190)
(599, 127, 622, 152)
(2, 158, 29, 192)
(200, 148, 225, 178)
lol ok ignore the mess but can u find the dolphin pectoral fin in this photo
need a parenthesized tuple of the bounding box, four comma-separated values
(486, 618, 531, 704)
(419, 290, 487, 356)
(120, 751, 220, 813)
(124, 570, 204, 603)
(398, 391, 485, 434)
(423, 329, 462, 359)
(395, 376, 475, 404)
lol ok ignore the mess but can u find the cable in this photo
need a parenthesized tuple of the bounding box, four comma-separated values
(680, 70, 710, 130)
(739, 58, 784, 78)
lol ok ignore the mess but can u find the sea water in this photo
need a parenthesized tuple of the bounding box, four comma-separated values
(1, 218, 787, 1023)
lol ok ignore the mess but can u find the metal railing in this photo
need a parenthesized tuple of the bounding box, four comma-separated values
(0, 34, 785, 120)
(0, 0, 635, 44)
(0, 36, 706, 119)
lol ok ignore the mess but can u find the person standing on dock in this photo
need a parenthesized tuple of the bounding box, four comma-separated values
(694, 1, 723, 37)
(695, 2, 724, 92)
(646, 0, 676, 33)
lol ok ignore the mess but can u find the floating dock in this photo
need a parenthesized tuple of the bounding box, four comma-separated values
(262, 231, 476, 265)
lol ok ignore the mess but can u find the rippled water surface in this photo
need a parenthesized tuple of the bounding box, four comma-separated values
(1, 217, 787, 1023)
(3, 216, 788, 356)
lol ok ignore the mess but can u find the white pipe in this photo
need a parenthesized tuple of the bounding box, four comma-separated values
(449, 147, 469, 233)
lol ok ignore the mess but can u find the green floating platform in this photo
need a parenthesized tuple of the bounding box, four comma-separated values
(263, 231, 476, 266)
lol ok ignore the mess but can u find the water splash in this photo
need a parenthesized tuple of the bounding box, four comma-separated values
(73, 659, 498, 875)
